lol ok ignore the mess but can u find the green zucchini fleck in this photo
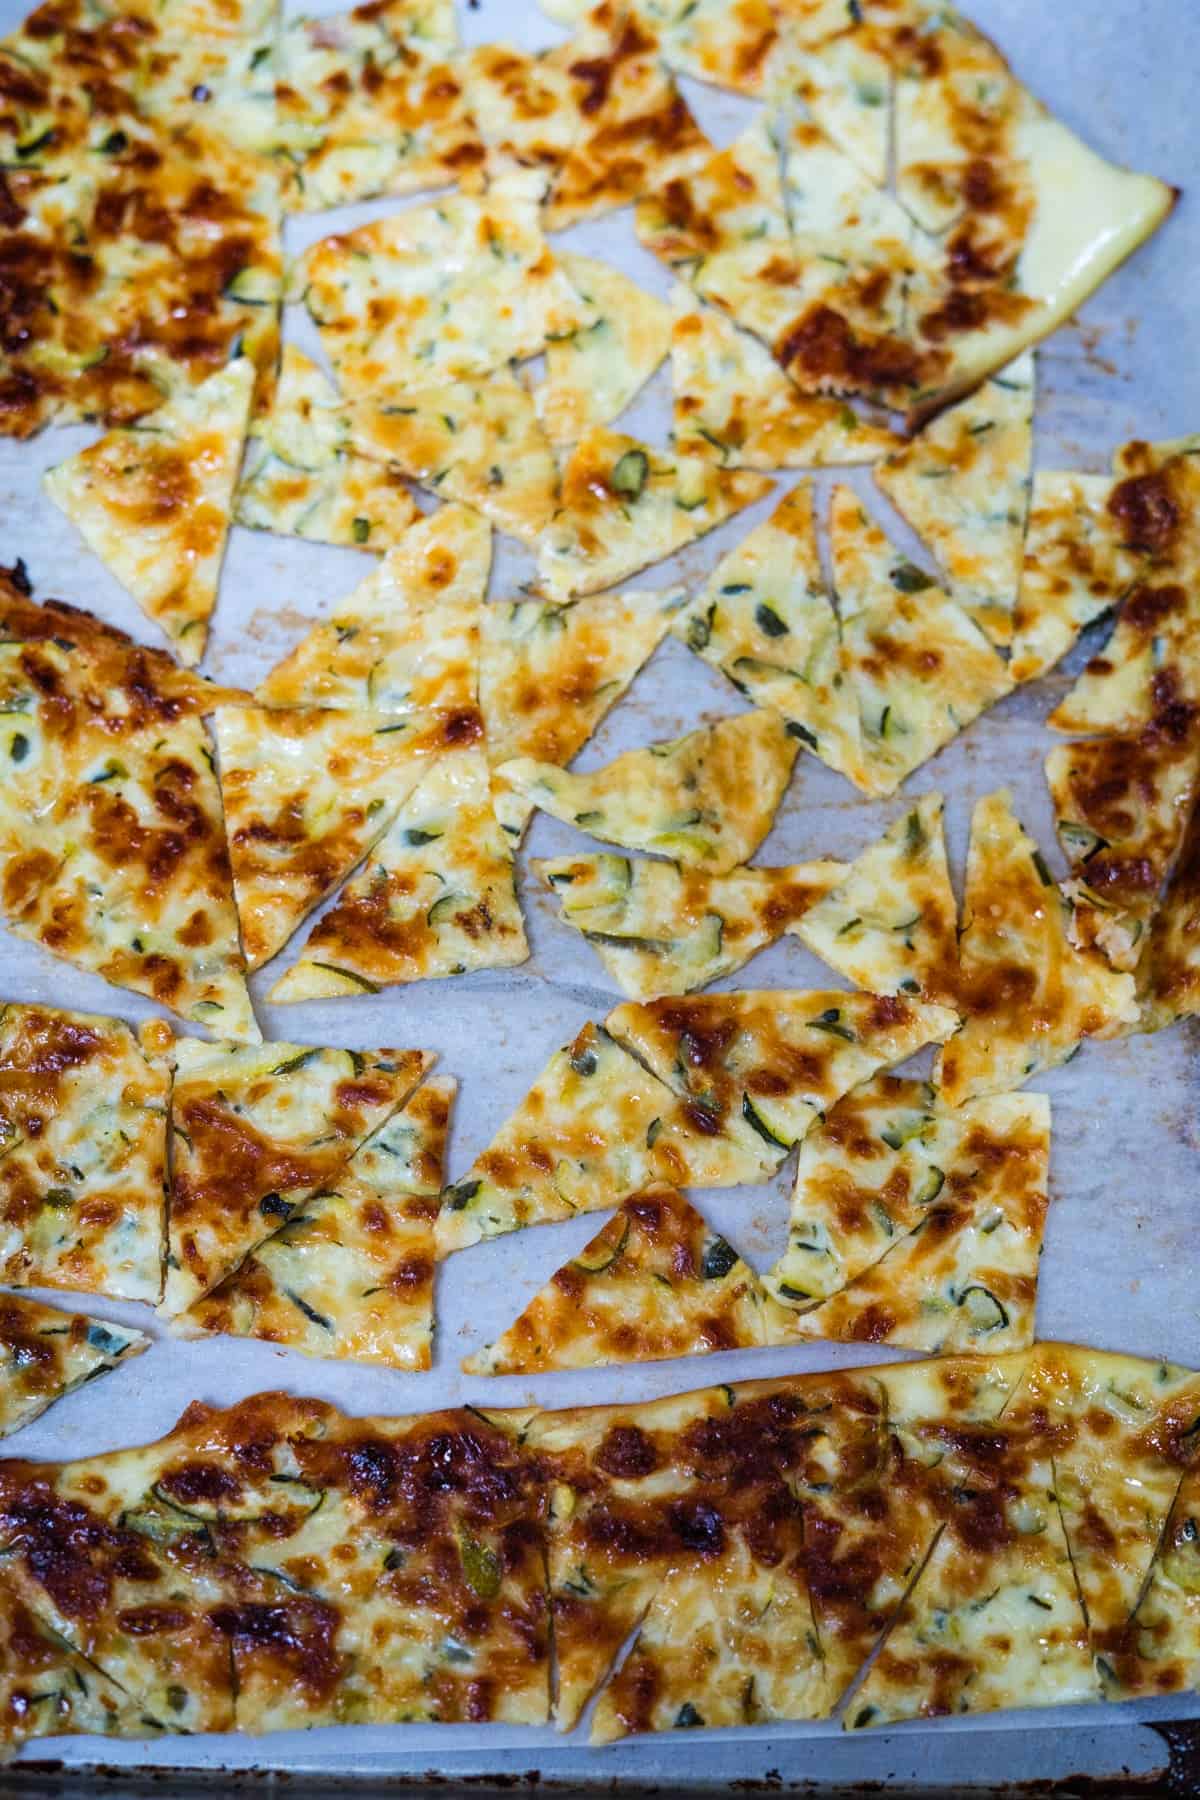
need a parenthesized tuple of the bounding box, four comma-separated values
(611, 448, 649, 499)
(701, 1237, 738, 1280)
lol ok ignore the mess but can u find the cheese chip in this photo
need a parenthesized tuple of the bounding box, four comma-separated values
(0, 1295, 146, 1438)
(1009, 471, 1139, 684)
(538, 255, 671, 447)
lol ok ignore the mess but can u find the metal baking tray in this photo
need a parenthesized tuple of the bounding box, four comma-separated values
(0, 0, 1199, 1789)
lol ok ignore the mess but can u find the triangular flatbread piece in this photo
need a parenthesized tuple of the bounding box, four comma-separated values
(0, 1295, 146, 1437)
(162, 1036, 434, 1313)
(498, 711, 799, 875)
(830, 486, 1013, 797)
(1009, 471, 1140, 684)
(635, 0, 777, 95)
(537, 428, 772, 598)
(606, 989, 959, 1165)
(213, 703, 450, 969)
(534, 851, 846, 998)
(874, 351, 1034, 646)
(256, 505, 489, 714)
(1100, 1462, 1200, 1700)
(794, 792, 959, 1002)
(300, 180, 588, 398)
(435, 1019, 774, 1258)
(464, 1186, 770, 1374)
(671, 294, 898, 470)
(672, 482, 863, 782)
(175, 1076, 454, 1369)
(234, 347, 420, 551)
(768, 1094, 1049, 1354)
(538, 255, 671, 446)
(350, 370, 559, 545)
(0, 612, 256, 1041)
(772, 4, 891, 185)
(935, 790, 1138, 1104)
(543, 4, 712, 230)
(268, 743, 528, 1001)
(0, 1584, 138, 1748)
(462, 40, 583, 191)
(0, 1004, 170, 1303)
(43, 359, 253, 664)
(1046, 723, 1200, 971)
(1135, 796, 1200, 1033)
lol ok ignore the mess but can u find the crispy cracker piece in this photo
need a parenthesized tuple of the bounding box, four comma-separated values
(538, 428, 771, 599)
(794, 792, 959, 1001)
(212, 702, 454, 970)
(606, 988, 959, 1165)
(256, 506, 489, 714)
(0, 1003, 169, 1303)
(300, 179, 587, 399)
(771, 0, 892, 185)
(671, 293, 897, 471)
(637, 0, 777, 95)
(1046, 723, 1200, 972)
(1100, 1460, 1200, 1701)
(874, 350, 1034, 646)
(1133, 795, 1200, 1033)
(175, 1076, 454, 1369)
(162, 1036, 433, 1314)
(0, 633, 257, 1041)
(0, 1295, 146, 1438)
(0, 1582, 140, 1747)
(1008, 471, 1139, 684)
(534, 851, 846, 998)
(274, 0, 480, 212)
(543, 2, 712, 230)
(538, 255, 671, 447)
(673, 482, 863, 783)
(766, 1087, 1048, 1354)
(43, 359, 253, 665)
(498, 711, 799, 875)
(465, 1186, 771, 1375)
(461, 40, 582, 191)
(935, 790, 1138, 1104)
(268, 743, 527, 1000)
(234, 347, 418, 551)
(350, 370, 559, 545)
(829, 485, 1012, 796)
(435, 1019, 774, 1258)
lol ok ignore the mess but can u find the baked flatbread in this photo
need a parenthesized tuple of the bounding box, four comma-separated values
(0, 1295, 146, 1438)
(830, 485, 1013, 796)
(0, 1004, 169, 1303)
(538, 428, 772, 599)
(461, 40, 582, 191)
(671, 293, 898, 471)
(1050, 585, 1200, 741)
(300, 179, 588, 399)
(175, 1076, 453, 1369)
(772, 2, 891, 185)
(1009, 471, 1140, 684)
(256, 505, 489, 714)
(534, 851, 846, 998)
(268, 743, 528, 1000)
(1101, 1462, 1200, 1700)
(0, 1584, 139, 1748)
(274, 0, 481, 212)
(672, 482, 863, 783)
(43, 358, 253, 664)
(793, 792, 959, 1002)
(538, 255, 671, 447)
(935, 790, 1138, 1104)
(212, 702, 455, 969)
(873, 351, 1034, 646)
(465, 1186, 772, 1374)
(349, 370, 559, 544)
(606, 988, 959, 1164)
(162, 1036, 434, 1314)
(1132, 798, 1200, 1033)
(497, 711, 799, 874)
(234, 347, 419, 551)
(637, 0, 777, 94)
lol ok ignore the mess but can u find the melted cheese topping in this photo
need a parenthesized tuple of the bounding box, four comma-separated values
(535, 852, 846, 999)
(935, 790, 1138, 1104)
(163, 1036, 433, 1314)
(0, 1003, 169, 1302)
(0, 1293, 146, 1437)
(874, 350, 1034, 646)
(350, 370, 559, 544)
(1134, 800, 1200, 1033)
(498, 711, 799, 875)
(795, 793, 959, 1001)
(1104, 1463, 1200, 1699)
(43, 359, 253, 665)
(466, 1186, 769, 1375)
(637, 0, 776, 96)
(537, 254, 671, 447)
(257, 506, 488, 715)
(538, 427, 771, 600)
(462, 40, 582, 191)
(235, 347, 419, 551)
(1009, 471, 1139, 684)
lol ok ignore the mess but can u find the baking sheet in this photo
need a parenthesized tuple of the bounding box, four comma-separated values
(0, 0, 1199, 1785)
